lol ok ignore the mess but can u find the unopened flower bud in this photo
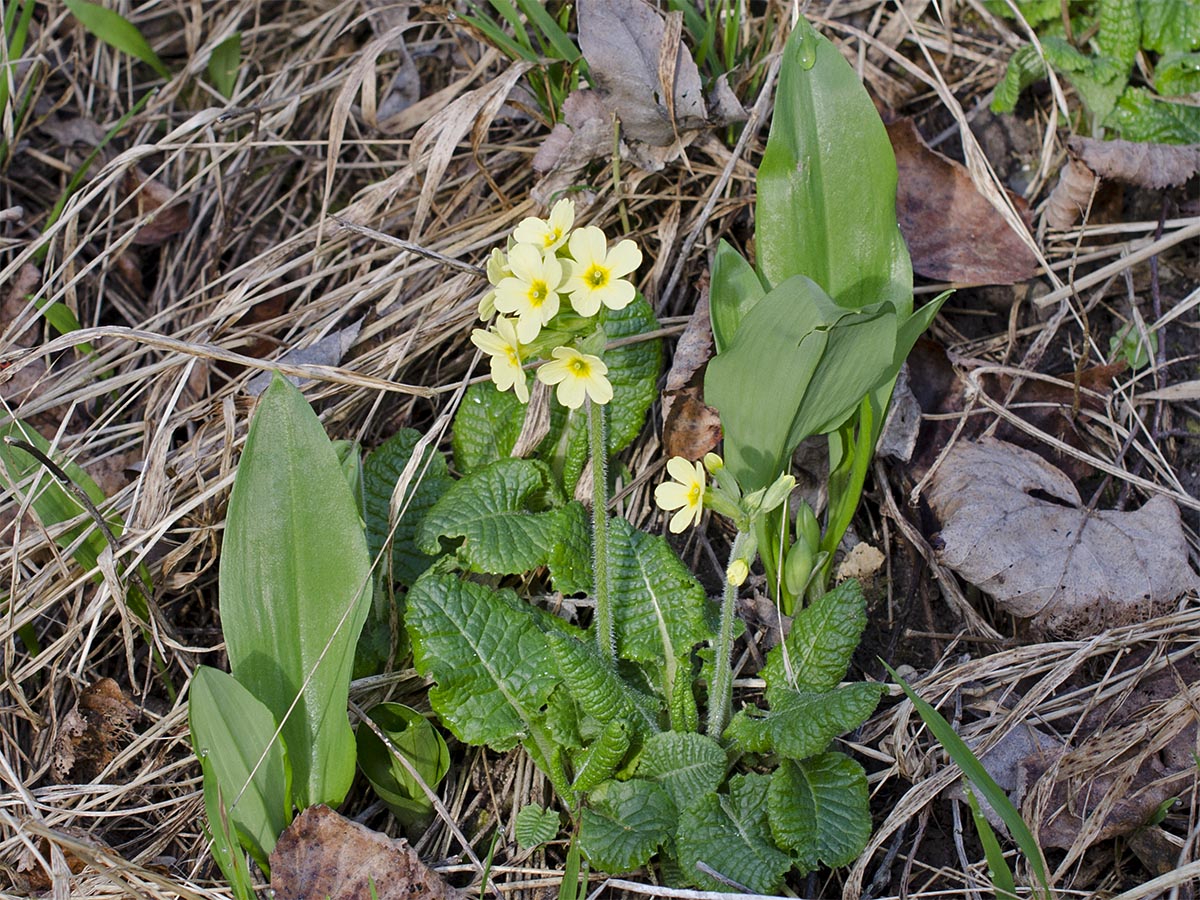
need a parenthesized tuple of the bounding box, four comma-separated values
(761, 474, 796, 513)
(726, 558, 749, 587)
(703, 452, 724, 475)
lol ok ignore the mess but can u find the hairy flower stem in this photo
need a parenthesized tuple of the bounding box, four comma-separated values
(588, 399, 614, 659)
(707, 529, 751, 739)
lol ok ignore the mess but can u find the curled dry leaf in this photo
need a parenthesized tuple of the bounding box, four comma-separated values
(1044, 157, 1099, 229)
(928, 438, 1200, 637)
(245, 319, 363, 395)
(661, 288, 721, 460)
(532, 90, 612, 177)
(51, 678, 138, 783)
(577, 0, 706, 147)
(887, 117, 1039, 284)
(1068, 135, 1200, 190)
(270, 805, 465, 900)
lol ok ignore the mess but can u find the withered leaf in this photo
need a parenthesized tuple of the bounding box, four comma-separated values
(887, 118, 1038, 284)
(52, 678, 137, 783)
(661, 289, 720, 460)
(928, 438, 1200, 637)
(1068, 135, 1200, 190)
(270, 805, 464, 900)
(532, 90, 612, 176)
(120, 169, 190, 247)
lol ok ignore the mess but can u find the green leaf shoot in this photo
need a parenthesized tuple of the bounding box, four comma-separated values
(515, 804, 562, 850)
(64, 0, 170, 79)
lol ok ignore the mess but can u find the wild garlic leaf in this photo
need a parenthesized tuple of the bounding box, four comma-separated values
(416, 458, 567, 574)
(726, 683, 884, 761)
(761, 579, 867, 692)
(675, 774, 791, 894)
(634, 732, 725, 813)
(545, 630, 661, 737)
(609, 518, 714, 665)
(579, 779, 675, 872)
(515, 804, 562, 850)
(406, 573, 558, 751)
(363, 429, 453, 585)
(768, 753, 871, 873)
(452, 380, 526, 474)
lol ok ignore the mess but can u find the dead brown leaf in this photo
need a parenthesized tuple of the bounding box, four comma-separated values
(51, 678, 137, 783)
(1069, 135, 1200, 190)
(532, 90, 612, 178)
(928, 438, 1200, 637)
(270, 805, 465, 900)
(661, 288, 720, 460)
(120, 169, 190, 247)
(887, 118, 1039, 284)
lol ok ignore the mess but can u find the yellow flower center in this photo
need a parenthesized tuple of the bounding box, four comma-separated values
(544, 228, 562, 247)
(505, 348, 520, 366)
(586, 264, 609, 288)
(686, 484, 702, 505)
(529, 280, 548, 305)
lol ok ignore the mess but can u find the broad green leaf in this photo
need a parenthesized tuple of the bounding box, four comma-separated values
(727, 683, 884, 761)
(547, 500, 592, 595)
(1042, 37, 1127, 123)
(541, 297, 661, 493)
(609, 518, 714, 666)
(635, 732, 725, 813)
(1155, 52, 1200, 96)
(579, 779, 675, 872)
(189, 666, 291, 866)
(761, 579, 868, 692)
(63, 0, 170, 78)
(709, 239, 766, 353)
(364, 428, 453, 585)
(545, 630, 660, 736)
(769, 754, 870, 872)
(417, 458, 569, 574)
(756, 19, 912, 318)
(676, 775, 791, 894)
(407, 573, 558, 750)
(219, 375, 372, 809)
(1109, 86, 1200, 142)
(208, 33, 241, 98)
(515, 804, 561, 850)
(356, 703, 450, 831)
(199, 751, 258, 900)
(1140, 0, 1200, 53)
(452, 380, 526, 473)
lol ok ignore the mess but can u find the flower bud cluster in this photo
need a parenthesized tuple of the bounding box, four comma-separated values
(471, 199, 642, 410)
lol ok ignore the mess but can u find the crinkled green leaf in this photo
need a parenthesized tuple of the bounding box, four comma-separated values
(1095, 0, 1140, 71)
(547, 501, 592, 594)
(571, 719, 631, 792)
(545, 630, 660, 736)
(1109, 86, 1200, 142)
(1042, 36, 1128, 122)
(542, 684, 586, 751)
(220, 375, 371, 809)
(756, 19, 912, 317)
(991, 43, 1048, 113)
(541, 297, 661, 493)
(727, 683, 884, 761)
(64, 0, 170, 78)
(761, 579, 867, 692)
(609, 518, 714, 665)
(676, 774, 791, 894)
(768, 754, 871, 873)
(515, 804, 562, 850)
(635, 732, 725, 813)
(417, 458, 570, 574)
(1155, 52, 1200, 95)
(364, 429, 453, 585)
(709, 239, 766, 353)
(190, 666, 291, 867)
(406, 572, 558, 751)
(1140, 0, 1200, 53)
(579, 779, 675, 872)
(452, 380, 527, 474)
(984, 0, 1062, 27)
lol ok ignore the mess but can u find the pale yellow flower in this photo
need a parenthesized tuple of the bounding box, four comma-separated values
(494, 244, 566, 342)
(536, 346, 612, 409)
(477, 247, 510, 320)
(470, 317, 529, 403)
(654, 456, 706, 533)
(563, 226, 641, 317)
(513, 198, 575, 252)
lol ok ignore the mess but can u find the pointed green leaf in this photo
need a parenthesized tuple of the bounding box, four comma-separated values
(609, 518, 714, 665)
(407, 573, 558, 750)
(198, 751, 258, 900)
(579, 779, 675, 872)
(220, 376, 372, 809)
(190, 666, 291, 866)
(757, 19, 912, 318)
(571, 719, 631, 793)
(545, 630, 660, 736)
(364, 429, 454, 585)
(768, 754, 871, 873)
(727, 684, 883, 761)
(676, 775, 791, 894)
(1095, 0, 1140, 71)
(515, 804, 562, 850)
(1140, 0, 1200, 53)
(64, 0, 170, 78)
(208, 33, 241, 98)
(417, 458, 569, 574)
(709, 239, 766, 353)
(635, 732, 725, 813)
(356, 702, 450, 829)
(452, 380, 527, 474)
(762, 579, 868, 692)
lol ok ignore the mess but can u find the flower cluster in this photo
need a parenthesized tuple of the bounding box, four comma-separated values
(471, 199, 642, 410)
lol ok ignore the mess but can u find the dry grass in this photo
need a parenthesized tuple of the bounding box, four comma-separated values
(1, 0, 1197, 898)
